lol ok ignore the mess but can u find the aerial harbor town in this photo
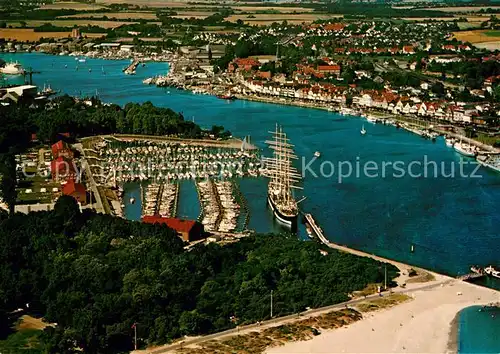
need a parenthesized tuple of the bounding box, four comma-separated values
(0, 0, 499, 353)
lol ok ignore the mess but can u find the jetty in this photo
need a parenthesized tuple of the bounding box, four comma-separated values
(123, 60, 140, 75)
(457, 273, 485, 281)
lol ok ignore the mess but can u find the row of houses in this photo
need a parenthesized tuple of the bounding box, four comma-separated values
(239, 78, 491, 124)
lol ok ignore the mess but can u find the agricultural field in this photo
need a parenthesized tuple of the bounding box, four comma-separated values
(422, 6, 500, 13)
(172, 11, 216, 19)
(19, 20, 137, 29)
(232, 6, 315, 13)
(59, 11, 159, 20)
(226, 13, 342, 25)
(40, 1, 106, 10)
(484, 30, 500, 37)
(0, 28, 105, 41)
(96, 0, 219, 8)
(453, 29, 500, 43)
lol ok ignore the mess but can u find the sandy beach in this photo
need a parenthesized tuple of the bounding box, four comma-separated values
(267, 279, 499, 354)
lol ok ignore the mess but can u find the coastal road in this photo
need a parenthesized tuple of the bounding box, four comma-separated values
(147, 280, 451, 354)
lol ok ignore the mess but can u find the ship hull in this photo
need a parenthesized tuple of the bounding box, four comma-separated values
(454, 144, 475, 157)
(267, 194, 298, 229)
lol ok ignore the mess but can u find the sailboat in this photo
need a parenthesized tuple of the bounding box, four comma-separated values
(263, 124, 303, 229)
(361, 125, 367, 135)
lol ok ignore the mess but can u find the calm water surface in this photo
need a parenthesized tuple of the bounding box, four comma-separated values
(2, 53, 500, 278)
(458, 306, 500, 354)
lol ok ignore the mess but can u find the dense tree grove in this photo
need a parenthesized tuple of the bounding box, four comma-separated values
(0, 96, 224, 149)
(0, 197, 398, 353)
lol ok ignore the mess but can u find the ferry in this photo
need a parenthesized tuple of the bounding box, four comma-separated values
(484, 265, 500, 279)
(454, 141, 476, 158)
(263, 124, 303, 229)
(0, 61, 25, 75)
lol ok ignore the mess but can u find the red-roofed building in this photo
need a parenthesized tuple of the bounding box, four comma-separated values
(51, 156, 76, 181)
(403, 46, 415, 54)
(142, 216, 205, 242)
(62, 179, 87, 204)
(256, 71, 272, 80)
(228, 58, 261, 73)
(317, 65, 341, 76)
(51, 140, 73, 159)
(324, 23, 345, 31)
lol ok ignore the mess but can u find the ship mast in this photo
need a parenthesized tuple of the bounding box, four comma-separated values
(264, 124, 302, 213)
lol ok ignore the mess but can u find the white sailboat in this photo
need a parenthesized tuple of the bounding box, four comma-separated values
(262, 124, 303, 229)
(361, 125, 367, 135)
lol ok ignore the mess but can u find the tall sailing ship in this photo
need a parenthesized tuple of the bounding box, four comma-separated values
(263, 124, 303, 229)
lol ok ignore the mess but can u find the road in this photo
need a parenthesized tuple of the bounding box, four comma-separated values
(147, 279, 451, 354)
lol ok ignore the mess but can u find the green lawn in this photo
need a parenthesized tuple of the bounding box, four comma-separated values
(0, 329, 43, 354)
(484, 30, 500, 37)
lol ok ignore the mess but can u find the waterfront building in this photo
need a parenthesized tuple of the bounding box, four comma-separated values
(142, 216, 205, 242)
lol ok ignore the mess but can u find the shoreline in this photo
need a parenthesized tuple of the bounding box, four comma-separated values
(266, 280, 499, 354)
(448, 310, 460, 354)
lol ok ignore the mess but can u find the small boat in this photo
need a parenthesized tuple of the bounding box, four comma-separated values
(454, 140, 476, 158)
(0, 61, 25, 75)
(314, 151, 321, 158)
(88, 68, 92, 73)
(411, 244, 415, 253)
(361, 125, 366, 135)
(130, 197, 136, 204)
(78, 58, 86, 63)
(217, 93, 236, 100)
(484, 265, 500, 279)
(366, 115, 377, 124)
(305, 223, 313, 238)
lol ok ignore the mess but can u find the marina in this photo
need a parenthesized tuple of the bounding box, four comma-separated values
(4, 52, 500, 279)
(83, 135, 260, 230)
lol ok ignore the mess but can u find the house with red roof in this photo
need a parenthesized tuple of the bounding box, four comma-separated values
(62, 180, 87, 205)
(317, 65, 341, 77)
(403, 46, 415, 54)
(142, 216, 205, 242)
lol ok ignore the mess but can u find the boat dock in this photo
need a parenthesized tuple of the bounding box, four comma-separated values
(124, 60, 140, 75)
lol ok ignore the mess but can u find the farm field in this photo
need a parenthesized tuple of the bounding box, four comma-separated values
(59, 11, 159, 20)
(172, 11, 216, 19)
(475, 42, 500, 50)
(453, 29, 500, 43)
(17, 20, 137, 29)
(96, 0, 219, 7)
(0, 28, 105, 41)
(232, 6, 315, 13)
(484, 30, 500, 37)
(40, 1, 106, 10)
(226, 13, 342, 25)
(422, 6, 500, 12)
